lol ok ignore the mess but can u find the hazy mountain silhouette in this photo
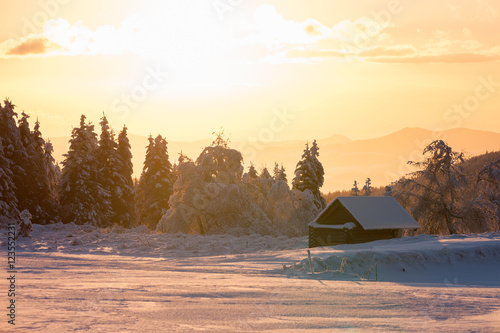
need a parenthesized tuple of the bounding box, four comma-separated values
(49, 127, 500, 192)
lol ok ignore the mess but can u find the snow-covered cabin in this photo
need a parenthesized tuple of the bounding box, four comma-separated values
(308, 196, 420, 248)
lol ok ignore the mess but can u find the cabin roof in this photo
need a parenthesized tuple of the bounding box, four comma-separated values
(311, 196, 420, 230)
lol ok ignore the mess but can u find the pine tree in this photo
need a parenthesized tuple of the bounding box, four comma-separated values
(0, 99, 28, 216)
(18, 113, 53, 224)
(248, 163, 258, 179)
(96, 114, 118, 224)
(351, 180, 360, 196)
(292, 143, 316, 192)
(260, 167, 272, 179)
(309, 140, 325, 189)
(292, 142, 326, 209)
(34, 118, 60, 222)
(272, 162, 288, 182)
(42, 140, 61, 205)
(384, 185, 393, 196)
(0, 139, 18, 220)
(138, 135, 174, 229)
(362, 177, 373, 196)
(115, 125, 135, 227)
(59, 115, 110, 225)
(273, 163, 280, 180)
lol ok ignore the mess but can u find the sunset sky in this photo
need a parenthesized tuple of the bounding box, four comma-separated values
(1, 0, 500, 143)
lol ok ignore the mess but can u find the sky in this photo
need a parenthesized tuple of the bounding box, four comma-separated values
(1, 0, 500, 143)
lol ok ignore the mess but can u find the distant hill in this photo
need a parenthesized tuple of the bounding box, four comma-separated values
(49, 127, 500, 192)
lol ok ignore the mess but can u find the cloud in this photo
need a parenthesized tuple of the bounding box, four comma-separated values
(1, 4, 498, 66)
(0, 18, 148, 58)
(358, 45, 416, 58)
(366, 52, 500, 64)
(288, 47, 354, 58)
(5, 37, 59, 56)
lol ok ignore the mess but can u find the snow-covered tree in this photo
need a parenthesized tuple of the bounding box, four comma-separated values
(42, 140, 61, 205)
(18, 113, 53, 224)
(59, 115, 110, 226)
(247, 163, 258, 179)
(309, 140, 325, 189)
(292, 142, 326, 209)
(0, 139, 18, 221)
(351, 180, 360, 196)
(17, 209, 33, 239)
(394, 140, 466, 234)
(276, 164, 288, 183)
(114, 125, 135, 227)
(157, 137, 323, 236)
(362, 177, 373, 196)
(157, 141, 272, 235)
(292, 143, 315, 191)
(96, 114, 119, 224)
(260, 167, 272, 179)
(273, 162, 287, 182)
(196, 144, 243, 184)
(0, 100, 28, 215)
(34, 118, 60, 222)
(137, 135, 174, 229)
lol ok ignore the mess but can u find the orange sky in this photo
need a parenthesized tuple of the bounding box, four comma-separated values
(1, 0, 499, 143)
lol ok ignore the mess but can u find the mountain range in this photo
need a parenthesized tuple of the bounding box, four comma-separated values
(49, 127, 500, 192)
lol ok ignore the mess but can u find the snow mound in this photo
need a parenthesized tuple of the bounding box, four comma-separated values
(3, 222, 308, 257)
(288, 232, 500, 285)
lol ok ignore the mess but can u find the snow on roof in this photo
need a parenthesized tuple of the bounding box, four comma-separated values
(313, 196, 420, 230)
(309, 221, 357, 230)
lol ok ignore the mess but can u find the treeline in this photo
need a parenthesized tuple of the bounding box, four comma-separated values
(0, 99, 139, 227)
(4, 97, 496, 236)
(323, 184, 385, 204)
(156, 134, 327, 236)
(0, 100, 328, 235)
(0, 99, 60, 224)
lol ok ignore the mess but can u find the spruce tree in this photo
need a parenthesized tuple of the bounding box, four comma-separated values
(292, 143, 317, 192)
(351, 180, 360, 196)
(310, 140, 325, 189)
(248, 163, 258, 179)
(18, 113, 53, 223)
(33, 117, 59, 222)
(97, 114, 118, 224)
(273, 163, 287, 182)
(59, 115, 110, 225)
(0, 139, 18, 220)
(42, 140, 61, 205)
(279, 165, 287, 183)
(363, 177, 373, 196)
(0, 99, 28, 215)
(293, 142, 326, 208)
(260, 167, 272, 179)
(273, 163, 280, 180)
(138, 135, 174, 229)
(115, 125, 135, 227)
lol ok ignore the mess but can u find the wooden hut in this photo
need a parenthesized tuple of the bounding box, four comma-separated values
(309, 196, 420, 248)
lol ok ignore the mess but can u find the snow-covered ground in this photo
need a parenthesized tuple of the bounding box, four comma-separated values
(2, 223, 500, 332)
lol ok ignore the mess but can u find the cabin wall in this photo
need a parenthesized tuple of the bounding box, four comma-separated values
(309, 226, 400, 248)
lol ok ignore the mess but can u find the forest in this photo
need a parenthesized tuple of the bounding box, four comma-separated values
(1, 98, 499, 237)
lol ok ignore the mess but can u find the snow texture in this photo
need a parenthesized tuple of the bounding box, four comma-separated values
(2, 223, 500, 332)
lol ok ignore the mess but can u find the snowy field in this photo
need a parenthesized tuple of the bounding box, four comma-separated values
(2, 223, 500, 332)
